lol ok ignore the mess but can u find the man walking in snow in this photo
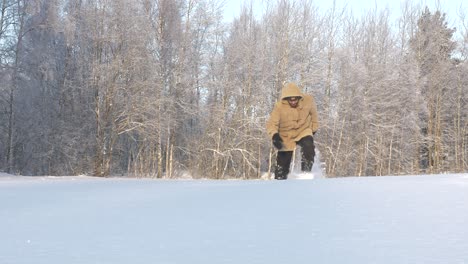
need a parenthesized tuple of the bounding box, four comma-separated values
(266, 83, 319, 180)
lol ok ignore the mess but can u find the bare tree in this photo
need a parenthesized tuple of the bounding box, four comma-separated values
(3, 0, 29, 174)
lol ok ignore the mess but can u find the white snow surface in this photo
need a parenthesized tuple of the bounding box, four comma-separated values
(1, 172, 468, 264)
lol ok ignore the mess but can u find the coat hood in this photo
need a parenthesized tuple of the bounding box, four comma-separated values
(280, 83, 303, 100)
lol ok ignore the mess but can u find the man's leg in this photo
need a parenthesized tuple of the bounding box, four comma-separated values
(275, 151, 293, 180)
(297, 135, 315, 172)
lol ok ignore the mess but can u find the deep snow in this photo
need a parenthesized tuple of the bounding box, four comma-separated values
(1, 172, 468, 264)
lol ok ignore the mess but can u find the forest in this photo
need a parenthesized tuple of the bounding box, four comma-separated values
(1, 0, 467, 178)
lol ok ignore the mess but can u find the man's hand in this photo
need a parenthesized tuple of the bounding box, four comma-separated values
(272, 133, 283, 149)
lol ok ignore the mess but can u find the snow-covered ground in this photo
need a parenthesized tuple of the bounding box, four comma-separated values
(1, 172, 468, 264)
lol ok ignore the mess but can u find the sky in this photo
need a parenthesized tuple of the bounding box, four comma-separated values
(223, 0, 466, 27)
(1, 172, 468, 263)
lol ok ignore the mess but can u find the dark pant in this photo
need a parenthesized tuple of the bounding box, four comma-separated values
(275, 136, 315, 180)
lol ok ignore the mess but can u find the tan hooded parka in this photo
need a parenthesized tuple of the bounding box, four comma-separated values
(266, 83, 319, 151)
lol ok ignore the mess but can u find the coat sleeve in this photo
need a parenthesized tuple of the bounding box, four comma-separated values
(266, 103, 281, 138)
(310, 96, 319, 133)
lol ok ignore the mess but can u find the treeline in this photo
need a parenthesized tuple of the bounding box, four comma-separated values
(1, 0, 466, 177)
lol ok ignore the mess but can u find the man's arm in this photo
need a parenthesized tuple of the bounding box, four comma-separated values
(266, 103, 281, 138)
(310, 96, 319, 133)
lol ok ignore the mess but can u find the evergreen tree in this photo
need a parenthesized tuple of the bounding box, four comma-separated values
(410, 7, 457, 173)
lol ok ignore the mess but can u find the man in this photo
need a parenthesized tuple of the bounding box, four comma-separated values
(266, 82, 319, 180)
